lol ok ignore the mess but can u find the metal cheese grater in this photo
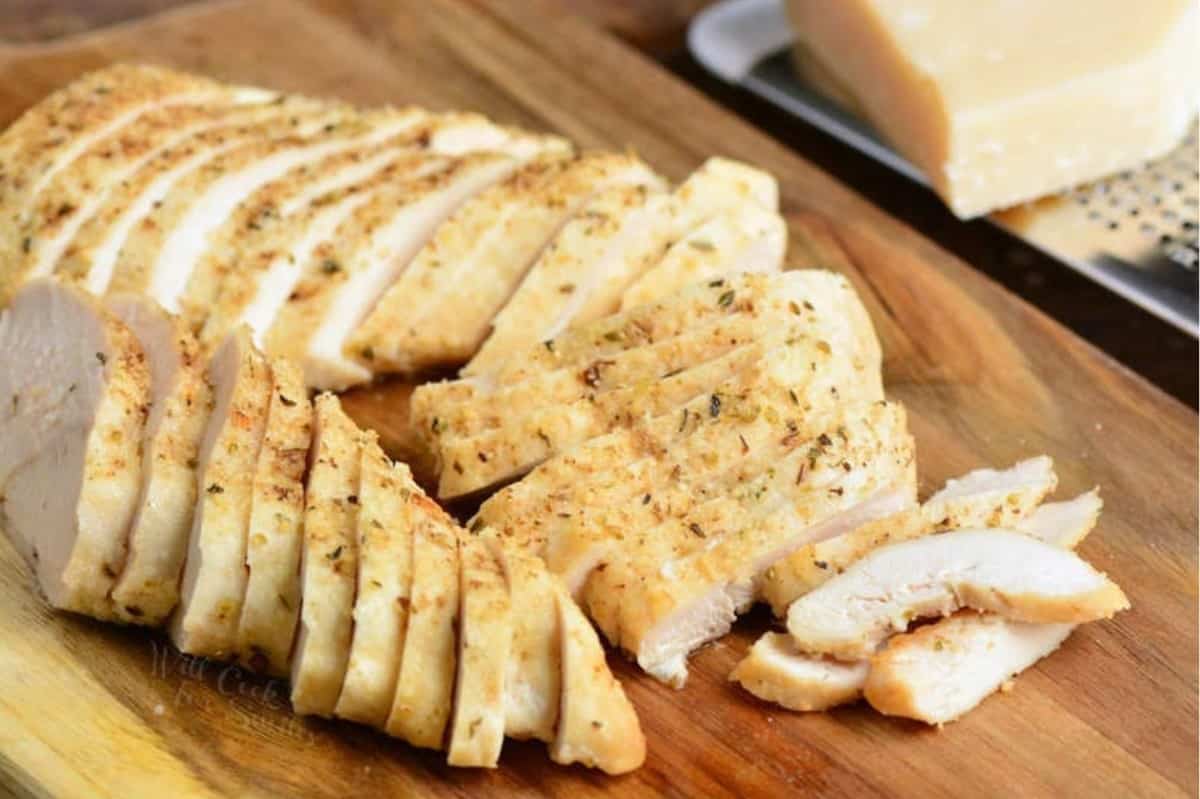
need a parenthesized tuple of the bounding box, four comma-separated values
(688, 0, 1200, 335)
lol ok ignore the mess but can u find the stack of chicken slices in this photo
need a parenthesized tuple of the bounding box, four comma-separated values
(0, 64, 1127, 775)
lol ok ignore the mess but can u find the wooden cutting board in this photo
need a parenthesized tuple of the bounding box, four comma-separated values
(0, 1, 1194, 796)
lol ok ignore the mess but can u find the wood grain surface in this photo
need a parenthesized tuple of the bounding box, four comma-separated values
(0, 1, 1195, 797)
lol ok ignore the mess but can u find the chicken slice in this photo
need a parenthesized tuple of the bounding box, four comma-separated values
(19, 97, 281, 287)
(606, 402, 916, 685)
(462, 156, 779, 377)
(729, 633, 869, 711)
(0, 280, 149, 619)
(335, 435, 416, 728)
(106, 295, 212, 625)
(488, 539, 561, 742)
(446, 532, 512, 768)
(551, 581, 646, 775)
(181, 110, 543, 339)
(290, 394, 363, 717)
(863, 489, 1104, 724)
(620, 203, 786, 310)
(760, 455, 1059, 616)
(386, 501, 460, 750)
(267, 148, 566, 391)
(0, 64, 263, 303)
(235, 357, 312, 675)
(169, 328, 271, 657)
(786, 528, 1128, 661)
(734, 489, 1103, 714)
(348, 150, 663, 373)
(53, 99, 341, 295)
(106, 110, 426, 314)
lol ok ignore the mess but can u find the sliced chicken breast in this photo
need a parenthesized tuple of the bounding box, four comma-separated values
(181, 110, 543, 339)
(0, 280, 149, 619)
(435, 335, 787, 498)
(19, 97, 283, 289)
(200, 156, 444, 352)
(551, 580, 646, 775)
(489, 539, 561, 742)
(786, 529, 1129, 661)
(106, 295, 212, 625)
(433, 268, 880, 403)
(0, 64, 264, 303)
(235, 357, 312, 675)
(336, 435, 416, 728)
(760, 456, 1059, 616)
(348, 150, 664, 373)
(734, 489, 1104, 715)
(620, 203, 786, 310)
(606, 403, 916, 685)
(446, 532, 512, 768)
(53, 99, 342, 295)
(463, 156, 780, 377)
(106, 111, 426, 314)
(170, 328, 272, 657)
(266, 148, 564, 390)
(729, 632, 869, 712)
(863, 490, 1104, 724)
(175, 111, 434, 331)
(386, 497, 461, 750)
(416, 270, 882, 498)
(473, 336, 879, 562)
(290, 393, 363, 717)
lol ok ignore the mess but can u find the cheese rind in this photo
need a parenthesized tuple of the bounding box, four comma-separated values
(786, 0, 1200, 217)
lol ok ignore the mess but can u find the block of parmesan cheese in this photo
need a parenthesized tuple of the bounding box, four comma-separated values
(785, 0, 1199, 217)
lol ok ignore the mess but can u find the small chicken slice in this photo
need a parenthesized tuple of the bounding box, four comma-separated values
(435, 334, 787, 498)
(386, 502, 460, 750)
(760, 455, 1059, 616)
(53, 99, 341, 295)
(106, 295, 212, 625)
(182, 110, 538, 338)
(268, 147, 566, 391)
(20, 97, 281, 286)
(107, 111, 426, 314)
(863, 489, 1104, 725)
(787, 528, 1128, 661)
(620, 203, 786, 309)
(349, 150, 662, 373)
(551, 581, 646, 775)
(729, 633, 869, 711)
(335, 436, 416, 728)
(735, 489, 1103, 714)
(473, 335, 879, 559)
(290, 394, 362, 717)
(0, 280, 149, 619)
(488, 539, 561, 742)
(235, 357, 312, 676)
(446, 532, 512, 768)
(463, 157, 779, 377)
(0, 64, 260, 303)
(607, 403, 916, 685)
(169, 328, 271, 657)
